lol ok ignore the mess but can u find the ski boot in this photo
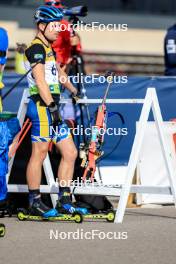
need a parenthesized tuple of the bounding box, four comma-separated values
(29, 198, 59, 218)
(17, 199, 83, 223)
(17, 198, 58, 220)
(0, 199, 12, 218)
(56, 196, 89, 216)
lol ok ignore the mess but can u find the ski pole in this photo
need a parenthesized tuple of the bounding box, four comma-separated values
(2, 60, 41, 100)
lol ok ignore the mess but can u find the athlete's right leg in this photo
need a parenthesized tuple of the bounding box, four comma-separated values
(26, 142, 58, 217)
(26, 142, 49, 190)
(26, 99, 51, 190)
(26, 99, 58, 217)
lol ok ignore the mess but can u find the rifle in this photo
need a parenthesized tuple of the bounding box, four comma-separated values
(81, 72, 114, 182)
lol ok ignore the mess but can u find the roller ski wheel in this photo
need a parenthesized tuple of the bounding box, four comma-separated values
(0, 224, 6, 237)
(17, 209, 28, 221)
(106, 210, 115, 223)
(17, 208, 83, 223)
(72, 212, 83, 223)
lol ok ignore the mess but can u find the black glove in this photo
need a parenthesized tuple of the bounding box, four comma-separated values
(71, 92, 82, 104)
(48, 102, 62, 129)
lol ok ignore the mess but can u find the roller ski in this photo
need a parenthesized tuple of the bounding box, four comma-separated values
(0, 223, 5, 237)
(73, 201, 115, 222)
(17, 198, 83, 223)
(56, 203, 115, 223)
(83, 210, 115, 222)
(56, 193, 115, 222)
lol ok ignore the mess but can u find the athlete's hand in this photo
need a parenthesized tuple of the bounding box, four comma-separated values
(72, 91, 82, 104)
(48, 102, 62, 129)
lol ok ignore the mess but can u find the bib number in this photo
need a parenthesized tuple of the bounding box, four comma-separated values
(51, 65, 57, 76)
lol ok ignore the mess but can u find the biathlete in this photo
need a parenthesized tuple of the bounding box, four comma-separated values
(24, 5, 88, 218)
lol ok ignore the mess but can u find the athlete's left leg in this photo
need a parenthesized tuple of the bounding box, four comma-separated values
(56, 136, 77, 186)
(55, 136, 89, 215)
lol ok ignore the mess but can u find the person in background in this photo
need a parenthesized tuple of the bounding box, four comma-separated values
(164, 24, 176, 76)
(44, 0, 85, 131)
(15, 43, 27, 74)
(0, 27, 9, 112)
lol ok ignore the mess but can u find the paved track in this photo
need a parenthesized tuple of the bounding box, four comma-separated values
(0, 208, 176, 264)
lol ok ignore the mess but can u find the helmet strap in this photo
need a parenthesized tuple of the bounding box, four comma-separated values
(40, 23, 53, 44)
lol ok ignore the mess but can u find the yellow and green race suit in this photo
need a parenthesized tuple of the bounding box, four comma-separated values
(24, 37, 61, 96)
(24, 37, 71, 143)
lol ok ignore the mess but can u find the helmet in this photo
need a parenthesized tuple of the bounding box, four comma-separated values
(0, 28, 8, 51)
(0, 27, 8, 65)
(44, 0, 64, 8)
(34, 5, 64, 24)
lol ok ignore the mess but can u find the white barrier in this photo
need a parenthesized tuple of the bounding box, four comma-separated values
(137, 122, 176, 205)
(7, 88, 176, 223)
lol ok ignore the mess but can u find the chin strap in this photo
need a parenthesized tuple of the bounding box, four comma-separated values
(40, 23, 53, 44)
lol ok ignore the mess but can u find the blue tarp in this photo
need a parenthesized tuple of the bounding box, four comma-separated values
(0, 122, 9, 200)
(2, 74, 176, 166)
(0, 117, 20, 200)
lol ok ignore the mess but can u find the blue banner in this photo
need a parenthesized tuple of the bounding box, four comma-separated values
(2, 74, 176, 166)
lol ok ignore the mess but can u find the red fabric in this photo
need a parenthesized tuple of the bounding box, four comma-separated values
(75, 41, 82, 53)
(52, 19, 83, 64)
(52, 19, 72, 64)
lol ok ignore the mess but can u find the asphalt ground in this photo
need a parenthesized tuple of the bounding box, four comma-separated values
(0, 207, 176, 264)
